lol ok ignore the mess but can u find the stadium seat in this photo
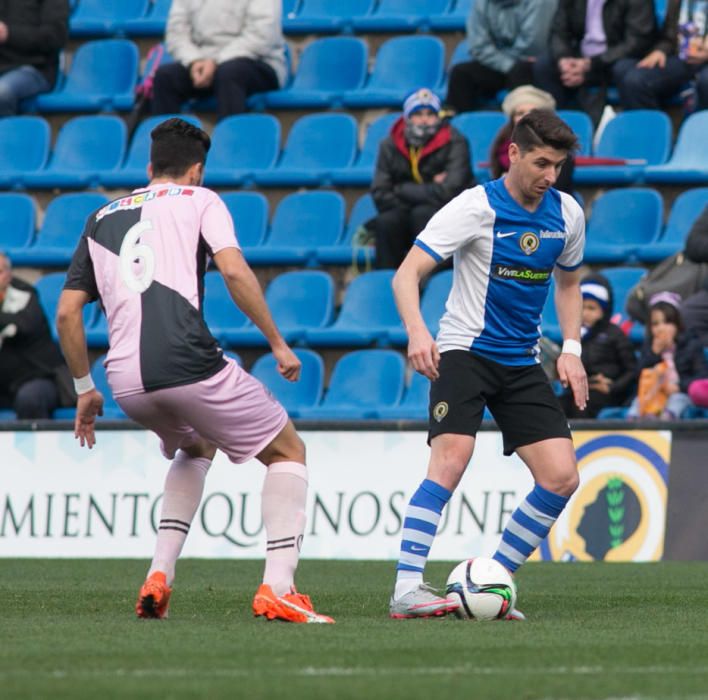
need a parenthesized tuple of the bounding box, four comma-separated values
(298, 349, 405, 420)
(342, 36, 445, 108)
(91, 354, 128, 419)
(315, 192, 377, 265)
(375, 370, 430, 420)
(253, 113, 357, 187)
(23, 116, 126, 189)
(69, 0, 148, 36)
(122, 0, 172, 36)
(644, 110, 708, 183)
(0, 194, 36, 259)
(203, 114, 281, 187)
(584, 188, 663, 264)
(430, 0, 472, 31)
(352, 0, 450, 32)
(13, 192, 110, 267)
(330, 112, 400, 186)
(305, 270, 402, 346)
(540, 281, 561, 344)
(251, 349, 324, 418)
(202, 270, 252, 345)
(101, 114, 202, 188)
(574, 110, 672, 184)
(34, 39, 139, 112)
(451, 111, 507, 181)
(220, 191, 269, 249)
(0, 117, 50, 188)
(557, 110, 593, 156)
(261, 37, 368, 109)
(283, 0, 375, 34)
(600, 266, 647, 344)
(34, 272, 97, 343)
(638, 188, 708, 263)
(247, 191, 345, 266)
(221, 270, 335, 346)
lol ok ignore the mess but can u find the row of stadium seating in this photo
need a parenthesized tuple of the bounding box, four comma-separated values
(3, 110, 708, 191)
(31, 266, 655, 351)
(4, 186, 707, 268)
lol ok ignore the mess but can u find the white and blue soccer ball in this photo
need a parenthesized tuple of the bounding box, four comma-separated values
(445, 557, 517, 620)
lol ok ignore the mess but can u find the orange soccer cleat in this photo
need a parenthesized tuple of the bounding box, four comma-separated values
(136, 571, 172, 619)
(252, 583, 334, 624)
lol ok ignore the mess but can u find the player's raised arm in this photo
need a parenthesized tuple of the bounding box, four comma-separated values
(393, 245, 440, 380)
(554, 266, 588, 411)
(212, 246, 301, 381)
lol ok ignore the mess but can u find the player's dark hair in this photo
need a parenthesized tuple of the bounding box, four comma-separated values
(511, 109, 578, 155)
(150, 118, 211, 178)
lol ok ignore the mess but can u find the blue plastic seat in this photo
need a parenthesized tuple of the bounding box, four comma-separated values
(0, 194, 36, 259)
(298, 349, 405, 420)
(644, 111, 708, 183)
(305, 270, 402, 346)
(202, 270, 251, 345)
(23, 116, 126, 189)
(220, 192, 269, 250)
(223, 270, 335, 346)
(557, 110, 593, 156)
(91, 355, 128, 419)
(248, 191, 345, 266)
(638, 187, 708, 263)
(101, 114, 202, 188)
(330, 112, 400, 186)
(203, 114, 280, 187)
(584, 188, 663, 264)
(34, 272, 97, 342)
(430, 0, 472, 31)
(575, 110, 672, 184)
(283, 0, 375, 34)
(251, 349, 324, 418)
(353, 0, 450, 32)
(376, 371, 430, 420)
(451, 111, 507, 182)
(254, 113, 357, 187)
(0, 117, 50, 188)
(69, 0, 148, 36)
(13, 192, 109, 267)
(34, 39, 138, 112)
(122, 0, 172, 35)
(343, 36, 445, 108)
(263, 37, 367, 110)
(316, 193, 377, 265)
(599, 266, 647, 344)
(540, 280, 561, 344)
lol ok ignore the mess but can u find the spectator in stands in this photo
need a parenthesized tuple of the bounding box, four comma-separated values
(445, 0, 557, 114)
(368, 88, 473, 270)
(681, 280, 708, 347)
(560, 274, 637, 418)
(627, 292, 708, 419)
(685, 202, 708, 264)
(489, 84, 575, 193)
(152, 0, 287, 121)
(0, 0, 69, 116)
(618, 0, 708, 112)
(0, 252, 72, 419)
(533, 0, 656, 124)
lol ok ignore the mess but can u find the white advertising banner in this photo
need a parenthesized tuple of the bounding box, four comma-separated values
(0, 429, 670, 561)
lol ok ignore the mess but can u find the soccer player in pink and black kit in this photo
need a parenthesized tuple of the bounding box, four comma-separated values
(56, 118, 333, 624)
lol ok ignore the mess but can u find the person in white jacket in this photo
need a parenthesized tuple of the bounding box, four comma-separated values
(152, 0, 287, 120)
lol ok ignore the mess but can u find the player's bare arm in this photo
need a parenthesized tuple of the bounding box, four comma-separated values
(393, 245, 440, 380)
(213, 247, 301, 381)
(56, 289, 104, 448)
(554, 267, 588, 410)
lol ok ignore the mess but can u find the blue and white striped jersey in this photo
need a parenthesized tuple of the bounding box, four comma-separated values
(415, 178, 585, 366)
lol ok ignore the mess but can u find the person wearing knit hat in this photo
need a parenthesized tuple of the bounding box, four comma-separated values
(489, 85, 575, 192)
(367, 88, 474, 269)
(445, 0, 557, 114)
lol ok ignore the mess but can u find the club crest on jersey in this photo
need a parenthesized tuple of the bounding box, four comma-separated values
(433, 401, 449, 422)
(519, 232, 539, 255)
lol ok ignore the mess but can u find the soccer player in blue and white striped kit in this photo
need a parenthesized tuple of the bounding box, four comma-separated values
(389, 109, 588, 619)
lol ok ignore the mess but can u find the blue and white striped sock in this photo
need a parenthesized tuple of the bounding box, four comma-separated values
(493, 484, 569, 573)
(395, 479, 452, 595)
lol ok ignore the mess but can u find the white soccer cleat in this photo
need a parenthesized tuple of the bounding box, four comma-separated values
(389, 582, 459, 619)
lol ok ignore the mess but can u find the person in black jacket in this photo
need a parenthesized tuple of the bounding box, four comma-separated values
(368, 88, 474, 270)
(0, 252, 70, 418)
(532, 0, 657, 124)
(560, 274, 637, 418)
(618, 0, 708, 111)
(0, 0, 69, 115)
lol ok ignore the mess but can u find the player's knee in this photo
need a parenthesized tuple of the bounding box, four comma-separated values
(552, 469, 579, 498)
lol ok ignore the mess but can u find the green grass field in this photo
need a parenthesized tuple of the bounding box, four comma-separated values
(1, 560, 707, 700)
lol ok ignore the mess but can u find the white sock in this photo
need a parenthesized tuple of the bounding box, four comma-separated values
(261, 461, 308, 597)
(148, 450, 211, 585)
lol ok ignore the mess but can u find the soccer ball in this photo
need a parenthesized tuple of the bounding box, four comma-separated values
(445, 557, 517, 620)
